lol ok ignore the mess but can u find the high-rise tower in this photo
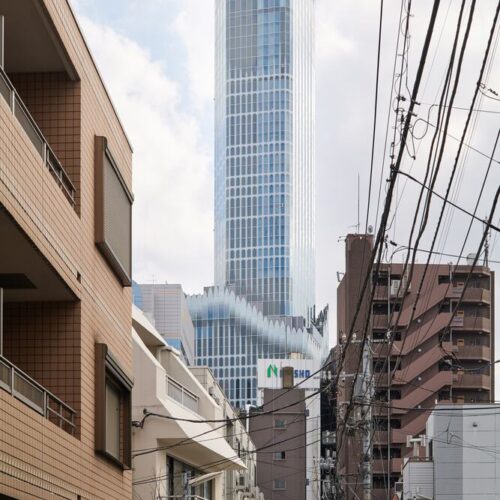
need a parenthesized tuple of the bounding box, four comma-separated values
(214, 0, 315, 321)
(185, 0, 326, 409)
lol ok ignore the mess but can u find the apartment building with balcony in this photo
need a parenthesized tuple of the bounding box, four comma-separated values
(0, 1, 134, 498)
(131, 305, 261, 500)
(189, 365, 264, 500)
(336, 234, 495, 500)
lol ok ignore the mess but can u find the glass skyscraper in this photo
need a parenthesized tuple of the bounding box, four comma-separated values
(188, 0, 325, 408)
(188, 286, 326, 407)
(214, 0, 315, 321)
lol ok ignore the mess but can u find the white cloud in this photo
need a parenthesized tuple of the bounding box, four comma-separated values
(172, 0, 215, 110)
(78, 15, 214, 292)
(75, 1, 500, 388)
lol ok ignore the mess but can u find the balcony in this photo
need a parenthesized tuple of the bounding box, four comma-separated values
(0, 0, 81, 210)
(447, 286, 491, 304)
(373, 430, 406, 445)
(0, 65, 75, 204)
(373, 458, 402, 475)
(0, 207, 79, 436)
(454, 373, 490, 390)
(0, 355, 75, 435)
(455, 344, 491, 361)
(166, 375, 199, 414)
(451, 315, 491, 332)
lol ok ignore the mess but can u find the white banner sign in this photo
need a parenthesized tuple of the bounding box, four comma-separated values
(257, 359, 321, 390)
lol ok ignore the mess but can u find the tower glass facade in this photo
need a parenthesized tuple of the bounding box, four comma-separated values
(215, 0, 315, 320)
(188, 287, 325, 408)
(189, 0, 323, 408)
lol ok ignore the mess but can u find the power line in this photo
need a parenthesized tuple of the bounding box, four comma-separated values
(343, 3, 500, 493)
(386, 0, 496, 412)
(365, 0, 385, 233)
(419, 102, 500, 114)
(336, 0, 442, 474)
(133, 427, 324, 486)
(390, 245, 500, 265)
(137, 386, 323, 426)
(396, 170, 500, 231)
(411, 116, 500, 163)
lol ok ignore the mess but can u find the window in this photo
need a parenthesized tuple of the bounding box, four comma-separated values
(94, 136, 133, 286)
(95, 343, 133, 468)
(273, 451, 286, 460)
(273, 479, 286, 490)
(439, 301, 451, 313)
(274, 418, 287, 429)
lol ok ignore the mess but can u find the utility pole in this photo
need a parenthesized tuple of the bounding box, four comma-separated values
(387, 268, 391, 500)
(360, 337, 372, 500)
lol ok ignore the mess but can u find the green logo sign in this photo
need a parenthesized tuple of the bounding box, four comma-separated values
(267, 364, 278, 378)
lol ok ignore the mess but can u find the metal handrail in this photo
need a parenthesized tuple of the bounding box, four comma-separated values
(0, 354, 76, 435)
(166, 375, 199, 413)
(0, 65, 76, 205)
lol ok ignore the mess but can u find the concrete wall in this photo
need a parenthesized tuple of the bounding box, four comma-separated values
(250, 388, 307, 500)
(429, 405, 500, 499)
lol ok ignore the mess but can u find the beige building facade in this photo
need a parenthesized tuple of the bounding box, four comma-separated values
(189, 365, 265, 500)
(132, 305, 263, 499)
(0, 0, 134, 498)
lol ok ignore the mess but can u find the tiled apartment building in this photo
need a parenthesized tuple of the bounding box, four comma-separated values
(337, 234, 494, 500)
(0, 1, 134, 498)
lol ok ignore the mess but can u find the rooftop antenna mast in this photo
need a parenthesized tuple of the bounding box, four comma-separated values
(484, 217, 490, 267)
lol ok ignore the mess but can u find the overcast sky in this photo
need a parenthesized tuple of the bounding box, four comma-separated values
(71, 1, 500, 380)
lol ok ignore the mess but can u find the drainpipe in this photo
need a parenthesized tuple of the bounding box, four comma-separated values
(0, 16, 4, 69)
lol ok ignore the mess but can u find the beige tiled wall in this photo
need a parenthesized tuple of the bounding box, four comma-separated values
(3, 302, 81, 422)
(0, 0, 135, 498)
(10, 72, 82, 209)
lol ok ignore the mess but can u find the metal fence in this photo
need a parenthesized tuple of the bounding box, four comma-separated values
(0, 355, 76, 435)
(0, 65, 76, 205)
(166, 376, 199, 413)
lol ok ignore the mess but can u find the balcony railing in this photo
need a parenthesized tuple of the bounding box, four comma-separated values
(166, 375, 199, 414)
(454, 373, 490, 390)
(451, 314, 491, 331)
(0, 65, 76, 205)
(0, 355, 76, 435)
(448, 286, 491, 303)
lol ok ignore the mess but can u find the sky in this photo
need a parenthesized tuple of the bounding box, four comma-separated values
(71, 0, 500, 372)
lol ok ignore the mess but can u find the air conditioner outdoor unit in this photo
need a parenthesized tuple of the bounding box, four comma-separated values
(391, 275, 410, 297)
(390, 280, 402, 297)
